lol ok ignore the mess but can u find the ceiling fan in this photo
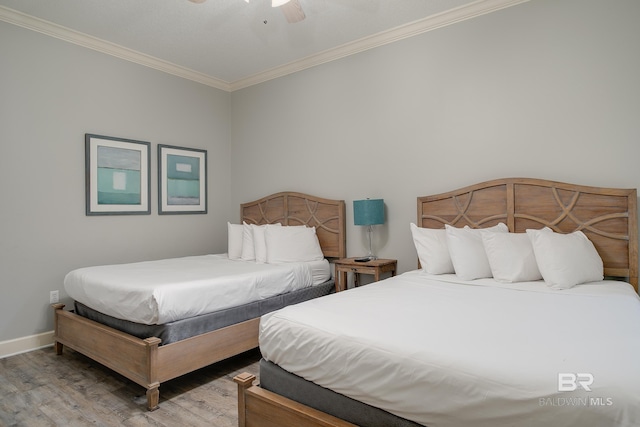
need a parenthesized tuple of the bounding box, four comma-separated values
(188, 0, 306, 24)
(272, 0, 306, 24)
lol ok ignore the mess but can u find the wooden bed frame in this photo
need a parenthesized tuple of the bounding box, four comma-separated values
(234, 178, 638, 427)
(52, 191, 345, 411)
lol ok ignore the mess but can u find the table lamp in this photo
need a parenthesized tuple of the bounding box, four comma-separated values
(353, 198, 385, 261)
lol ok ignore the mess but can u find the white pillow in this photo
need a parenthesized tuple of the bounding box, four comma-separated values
(227, 222, 244, 260)
(409, 223, 454, 274)
(482, 232, 542, 283)
(526, 228, 603, 289)
(251, 223, 281, 263)
(265, 225, 324, 263)
(445, 223, 508, 280)
(240, 222, 256, 261)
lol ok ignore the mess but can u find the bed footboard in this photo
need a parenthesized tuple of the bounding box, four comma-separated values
(54, 304, 260, 411)
(234, 373, 356, 427)
(53, 303, 162, 410)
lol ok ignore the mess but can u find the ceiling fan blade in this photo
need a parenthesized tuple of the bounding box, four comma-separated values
(281, 0, 305, 23)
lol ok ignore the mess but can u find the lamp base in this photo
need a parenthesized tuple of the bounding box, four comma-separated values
(354, 225, 378, 262)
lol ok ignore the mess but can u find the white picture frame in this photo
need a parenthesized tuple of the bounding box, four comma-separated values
(85, 134, 150, 215)
(158, 144, 207, 214)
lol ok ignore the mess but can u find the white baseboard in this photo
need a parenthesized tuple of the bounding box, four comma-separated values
(0, 331, 54, 359)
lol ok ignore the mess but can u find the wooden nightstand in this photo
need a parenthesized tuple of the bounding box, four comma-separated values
(334, 258, 397, 292)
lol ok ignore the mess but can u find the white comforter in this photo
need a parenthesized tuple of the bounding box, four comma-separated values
(260, 271, 640, 427)
(65, 254, 329, 325)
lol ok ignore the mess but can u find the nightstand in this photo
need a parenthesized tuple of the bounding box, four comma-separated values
(334, 258, 397, 292)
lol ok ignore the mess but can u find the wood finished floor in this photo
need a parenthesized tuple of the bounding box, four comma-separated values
(0, 346, 261, 427)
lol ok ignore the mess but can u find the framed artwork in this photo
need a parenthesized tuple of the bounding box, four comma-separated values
(158, 144, 207, 214)
(85, 134, 151, 215)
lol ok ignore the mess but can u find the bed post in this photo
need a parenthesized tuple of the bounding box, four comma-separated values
(627, 189, 638, 292)
(144, 337, 161, 411)
(52, 303, 65, 355)
(234, 372, 256, 427)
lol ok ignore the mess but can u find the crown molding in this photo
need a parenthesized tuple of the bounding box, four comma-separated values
(0, 5, 232, 91)
(1, 0, 528, 93)
(230, 0, 529, 91)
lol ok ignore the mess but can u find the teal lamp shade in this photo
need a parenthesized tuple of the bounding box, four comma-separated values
(353, 199, 385, 226)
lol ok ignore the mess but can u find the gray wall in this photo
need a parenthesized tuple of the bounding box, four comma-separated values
(2, 0, 640, 345)
(231, 0, 640, 276)
(0, 22, 232, 342)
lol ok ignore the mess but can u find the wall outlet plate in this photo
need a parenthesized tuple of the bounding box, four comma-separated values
(50, 290, 59, 304)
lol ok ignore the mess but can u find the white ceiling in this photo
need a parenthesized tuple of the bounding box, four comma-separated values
(0, 0, 527, 91)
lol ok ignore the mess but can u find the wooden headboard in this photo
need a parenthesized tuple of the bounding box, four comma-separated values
(241, 192, 346, 259)
(418, 178, 638, 290)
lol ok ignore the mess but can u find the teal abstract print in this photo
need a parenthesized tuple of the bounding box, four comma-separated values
(158, 145, 207, 214)
(85, 134, 150, 215)
(166, 154, 200, 205)
(97, 146, 142, 205)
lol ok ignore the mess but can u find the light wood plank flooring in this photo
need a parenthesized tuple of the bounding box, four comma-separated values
(0, 346, 261, 427)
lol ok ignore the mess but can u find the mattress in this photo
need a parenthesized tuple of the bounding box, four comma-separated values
(75, 280, 334, 345)
(65, 254, 330, 324)
(259, 358, 421, 427)
(259, 271, 640, 427)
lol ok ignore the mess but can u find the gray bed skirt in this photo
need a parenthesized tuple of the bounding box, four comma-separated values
(259, 359, 424, 427)
(74, 280, 334, 345)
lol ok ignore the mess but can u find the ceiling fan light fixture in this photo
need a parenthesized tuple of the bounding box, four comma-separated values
(272, 0, 292, 7)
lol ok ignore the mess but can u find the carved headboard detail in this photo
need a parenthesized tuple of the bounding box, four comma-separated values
(418, 178, 638, 290)
(241, 192, 346, 259)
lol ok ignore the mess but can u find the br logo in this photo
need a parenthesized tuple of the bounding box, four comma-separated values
(558, 373, 594, 392)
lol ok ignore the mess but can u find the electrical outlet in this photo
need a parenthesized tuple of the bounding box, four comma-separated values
(50, 290, 59, 304)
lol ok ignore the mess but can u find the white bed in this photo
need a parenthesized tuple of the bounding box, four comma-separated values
(54, 191, 346, 410)
(65, 254, 330, 324)
(235, 178, 639, 427)
(260, 271, 640, 427)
